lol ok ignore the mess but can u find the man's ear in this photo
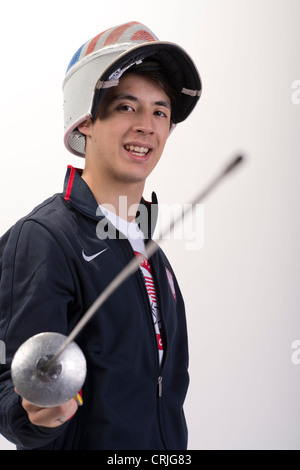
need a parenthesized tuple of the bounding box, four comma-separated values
(78, 118, 93, 137)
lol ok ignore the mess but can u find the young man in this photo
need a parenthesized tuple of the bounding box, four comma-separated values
(0, 22, 201, 450)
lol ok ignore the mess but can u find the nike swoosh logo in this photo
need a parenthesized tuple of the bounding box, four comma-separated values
(82, 248, 107, 262)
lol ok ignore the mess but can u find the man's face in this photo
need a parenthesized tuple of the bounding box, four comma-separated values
(80, 73, 171, 187)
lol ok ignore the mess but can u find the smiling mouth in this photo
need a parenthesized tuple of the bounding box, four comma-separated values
(124, 144, 151, 157)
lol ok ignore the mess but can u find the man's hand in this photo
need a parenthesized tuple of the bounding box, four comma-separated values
(15, 389, 78, 428)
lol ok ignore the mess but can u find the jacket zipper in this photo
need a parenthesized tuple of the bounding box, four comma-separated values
(136, 256, 168, 392)
(123, 240, 167, 385)
(136, 262, 168, 448)
(134, 248, 169, 448)
(121, 238, 168, 448)
(150, 256, 168, 399)
(157, 375, 163, 397)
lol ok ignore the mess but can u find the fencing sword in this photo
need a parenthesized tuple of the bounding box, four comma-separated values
(11, 154, 244, 407)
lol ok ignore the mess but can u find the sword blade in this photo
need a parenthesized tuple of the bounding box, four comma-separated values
(45, 155, 244, 369)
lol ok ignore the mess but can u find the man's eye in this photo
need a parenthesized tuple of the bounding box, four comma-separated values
(155, 110, 168, 118)
(118, 105, 134, 112)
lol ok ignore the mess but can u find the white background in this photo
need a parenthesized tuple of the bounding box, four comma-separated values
(0, 0, 299, 450)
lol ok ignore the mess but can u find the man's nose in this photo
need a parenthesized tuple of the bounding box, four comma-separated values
(132, 111, 154, 135)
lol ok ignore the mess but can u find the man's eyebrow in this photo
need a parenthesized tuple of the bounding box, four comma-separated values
(109, 93, 138, 104)
(154, 100, 171, 110)
(109, 93, 171, 109)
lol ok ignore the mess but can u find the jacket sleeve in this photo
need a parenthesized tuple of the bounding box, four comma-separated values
(0, 219, 77, 449)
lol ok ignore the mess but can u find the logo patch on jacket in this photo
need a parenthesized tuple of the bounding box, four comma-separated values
(165, 267, 176, 301)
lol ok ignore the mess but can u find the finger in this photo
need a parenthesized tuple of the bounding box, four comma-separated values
(22, 397, 78, 428)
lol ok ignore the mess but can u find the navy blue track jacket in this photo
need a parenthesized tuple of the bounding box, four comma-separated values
(0, 167, 189, 450)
